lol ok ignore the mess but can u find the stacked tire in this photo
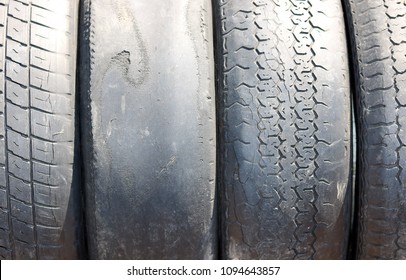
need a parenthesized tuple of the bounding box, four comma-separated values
(80, 0, 217, 259)
(215, 0, 351, 259)
(345, 0, 406, 259)
(0, 0, 404, 260)
(0, 0, 83, 259)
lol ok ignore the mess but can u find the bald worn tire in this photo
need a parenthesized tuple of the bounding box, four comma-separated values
(344, 0, 406, 260)
(215, 0, 352, 259)
(0, 0, 83, 259)
(80, 0, 217, 259)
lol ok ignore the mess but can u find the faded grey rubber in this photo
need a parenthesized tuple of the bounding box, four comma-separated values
(215, 0, 352, 259)
(344, 0, 406, 259)
(80, 0, 217, 259)
(0, 0, 83, 259)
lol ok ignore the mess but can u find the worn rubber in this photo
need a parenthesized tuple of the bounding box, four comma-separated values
(214, 0, 352, 259)
(344, 0, 406, 259)
(0, 0, 83, 259)
(80, 0, 217, 259)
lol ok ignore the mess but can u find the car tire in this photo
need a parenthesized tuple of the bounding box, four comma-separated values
(344, 0, 406, 259)
(0, 0, 83, 259)
(80, 0, 217, 259)
(215, 0, 352, 259)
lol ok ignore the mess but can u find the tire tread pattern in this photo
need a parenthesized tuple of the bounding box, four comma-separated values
(0, 0, 79, 259)
(216, 0, 351, 259)
(345, 0, 406, 260)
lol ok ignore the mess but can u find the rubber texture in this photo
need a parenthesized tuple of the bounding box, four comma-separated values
(0, 0, 83, 259)
(214, 0, 352, 259)
(80, 0, 217, 259)
(344, 0, 406, 259)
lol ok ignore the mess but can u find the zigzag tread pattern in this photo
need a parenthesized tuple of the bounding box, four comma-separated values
(346, 0, 406, 260)
(217, 0, 351, 259)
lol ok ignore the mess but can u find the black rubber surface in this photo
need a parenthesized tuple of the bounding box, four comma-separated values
(0, 0, 83, 259)
(214, 0, 352, 259)
(80, 0, 217, 259)
(344, 0, 406, 259)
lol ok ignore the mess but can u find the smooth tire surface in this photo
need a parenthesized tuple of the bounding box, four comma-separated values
(215, 0, 352, 259)
(80, 0, 217, 259)
(344, 0, 406, 259)
(0, 0, 83, 259)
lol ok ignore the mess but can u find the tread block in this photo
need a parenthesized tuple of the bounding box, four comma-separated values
(33, 161, 71, 186)
(0, 44, 3, 70)
(31, 22, 70, 54)
(0, 188, 6, 208)
(9, 175, 31, 204)
(7, 129, 30, 159)
(6, 16, 28, 45)
(367, 206, 398, 220)
(365, 219, 397, 235)
(0, 209, 9, 230)
(0, 71, 3, 91)
(0, 246, 12, 260)
(37, 245, 62, 260)
(364, 244, 395, 260)
(0, 5, 7, 25)
(31, 87, 73, 114)
(31, 109, 73, 141)
(6, 38, 28, 66)
(32, 0, 70, 14)
(366, 147, 397, 166)
(30, 66, 70, 94)
(8, 153, 31, 181)
(0, 167, 6, 188)
(366, 168, 398, 189)
(35, 204, 61, 227)
(14, 240, 35, 259)
(32, 138, 73, 164)
(6, 59, 28, 86)
(36, 225, 61, 246)
(10, 198, 33, 224)
(0, 138, 5, 165)
(9, 0, 29, 22)
(6, 102, 29, 136)
(31, 5, 70, 32)
(0, 228, 10, 248)
(34, 183, 62, 207)
(6, 79, 29, 107)
(30, 46, 70, 74)
(12, 218, 34, 244)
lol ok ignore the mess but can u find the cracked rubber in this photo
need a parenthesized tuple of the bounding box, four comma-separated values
(80, 0, 217, 259)
(0, 0, 83, 259)
(214, 0, 352, 259)
(344, 0, 406, 259)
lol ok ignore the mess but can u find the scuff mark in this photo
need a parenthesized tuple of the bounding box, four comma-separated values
(110, 50, 137, 87)
(158, 156, 177, 176)
(121, 93, 126, 113)
(107, 118, 117, 137)
(336, 181, 346, 203)
(111, 0, 150, 86)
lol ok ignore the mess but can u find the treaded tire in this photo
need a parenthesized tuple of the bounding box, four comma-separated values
(344, 0, 406, 259)
(214, 0, 352, 259)
(80, 0, 217, 259)
(0, 0, 83, 259)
